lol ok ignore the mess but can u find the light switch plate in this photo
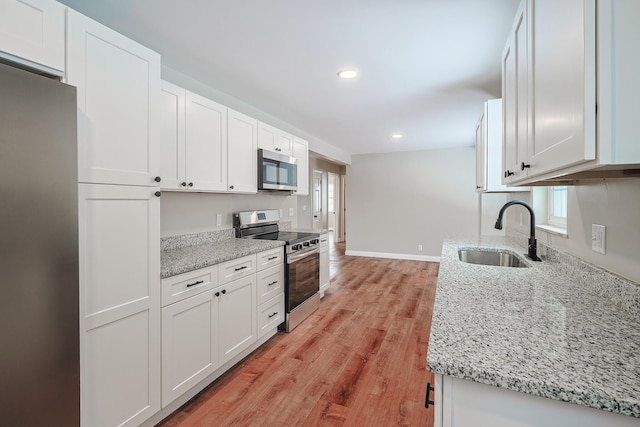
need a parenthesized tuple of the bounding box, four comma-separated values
(591, 224, 606, 254)
(216, 213, 222, 227)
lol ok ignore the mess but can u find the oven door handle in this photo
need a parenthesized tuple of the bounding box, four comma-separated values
(287, 247, 320, 264)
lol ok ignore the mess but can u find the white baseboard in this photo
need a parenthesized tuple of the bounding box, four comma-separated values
(345, 250, 441, 263)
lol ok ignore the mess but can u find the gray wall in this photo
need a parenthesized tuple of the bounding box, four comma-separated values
(161, 192, 298, 237)
(505, 179, 640, 283)
(345, 147, 480, 259)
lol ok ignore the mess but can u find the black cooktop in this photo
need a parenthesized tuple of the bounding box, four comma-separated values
(251, 231, 318, 245)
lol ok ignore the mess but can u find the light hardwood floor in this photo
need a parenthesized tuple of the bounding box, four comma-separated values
(159, 241, 438, 426)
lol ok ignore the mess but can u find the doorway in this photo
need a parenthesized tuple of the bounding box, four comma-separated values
(312, 170, 322, 230)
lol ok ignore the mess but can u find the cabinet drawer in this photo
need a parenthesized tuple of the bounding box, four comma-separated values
(161, 266, 218, 307)
(257, 293, 284, 339)
(218, 254, 256, 284)
(319, 233, 329, 248)
(257, 246, 283, 271)
(256, 264, 284, 306)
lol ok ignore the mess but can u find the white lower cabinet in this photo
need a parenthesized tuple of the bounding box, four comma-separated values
(319, 233, 330, 297)
(160, 249, 283, 411)
(78, 183, 160, 427)
(432, 374, 639, 427)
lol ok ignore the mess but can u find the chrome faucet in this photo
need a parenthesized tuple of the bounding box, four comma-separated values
(494, 200, 542, 261)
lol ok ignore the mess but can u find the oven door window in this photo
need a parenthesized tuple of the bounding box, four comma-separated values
(287, 251, 319, 311)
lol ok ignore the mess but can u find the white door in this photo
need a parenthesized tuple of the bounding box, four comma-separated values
(527, 0, 596, 175)
(227, 108, 257, 193)
(218, 275, 257, 365)
(67, 10, 161, 187)
(78, 183, 160, 427)
(0, 0, 65, 72)
(161, 290, 218, 407)
(185, 91, 227, 191)
(312, 170, 323, 229)
(159, 81, 186, 190)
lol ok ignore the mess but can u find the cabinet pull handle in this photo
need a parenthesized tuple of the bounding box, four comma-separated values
(267, 256, 278, 261)
(520, 162, 531, 171)
(505, 170, 514, 177)
(268, 281, 278, 286)
(180, 182, 187, 187)
(476, 186, 482, 189)
(221, 289, 226, 294)
(425, 382, 435, 408)
(234, 265, 248, 272)
(154, 191, 162, 197)
(186, 280, 204, 288)
(215, 292, 220, 297)
(154, 176, 162, 183)
(268, 312, 278, 318)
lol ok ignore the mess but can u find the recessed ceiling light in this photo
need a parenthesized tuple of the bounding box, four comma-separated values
(337, 70, 358, 79)
(391, 134, 403, 139)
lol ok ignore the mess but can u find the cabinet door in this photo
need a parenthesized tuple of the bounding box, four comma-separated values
(78, 184, 160, 427)
(319, 245, 330, 293)
(475, 113, 486, 191)
(257, 294, 285, 339)
(218, 275, 257, 365)
(0, 0, 65, 73)
(227, 108, 257, 193)
(502, 1, 528, 184)
(257, 121, 278, 152)
(257, 264, 284, 306)
(161, 290, 218, 407)
(160, 81, 186, 190)
(276, 130, 293, 156)
(67, 10, 161, 187)
(527, 0, 596, 176)
(185, 91, 227, 191)
(292, 137, 309, 195)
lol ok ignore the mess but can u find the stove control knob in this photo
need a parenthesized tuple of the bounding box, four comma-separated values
(303, 241, 310, 247)
(310, 239, 320, 245)
(292, 244, 302, 251)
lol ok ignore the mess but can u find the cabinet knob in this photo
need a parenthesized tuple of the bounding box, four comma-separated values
(476, 186, 482, 189)
(215, 292, 220, 297)
(154, 191, 161, 197)
(221, 289, 227, 294)
(520, 162, 531, 171)
(229, 185, 234, 190)
(505, 170, 514, 177)
(180, 182, 187, 187)
(188, 182, 194, 187)
(154, 176, 161, 183)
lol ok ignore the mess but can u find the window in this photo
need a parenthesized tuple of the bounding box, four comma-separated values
(547, 186, 568, 228)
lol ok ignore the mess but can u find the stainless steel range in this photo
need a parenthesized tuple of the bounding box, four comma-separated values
(234, 210, 320, 332)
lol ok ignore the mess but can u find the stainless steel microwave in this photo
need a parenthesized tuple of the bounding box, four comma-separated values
(258, 149, 298, 191)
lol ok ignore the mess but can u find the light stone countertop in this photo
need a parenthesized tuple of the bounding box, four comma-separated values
(161, 234, 284, 279)
(426, 236, 640, 418)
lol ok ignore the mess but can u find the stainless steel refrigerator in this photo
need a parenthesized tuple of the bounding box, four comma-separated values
(0, 61, 79, 425)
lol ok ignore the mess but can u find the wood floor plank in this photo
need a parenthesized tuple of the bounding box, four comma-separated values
(158, 240, 436, 427)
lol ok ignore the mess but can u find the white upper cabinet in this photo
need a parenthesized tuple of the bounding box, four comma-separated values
(185, 91, 228, 191)
(292, 136, 309, 196)
(526, 0, 596, 176)
(0, 0, 65, 73)
(67, 9, 161, 187)
(227, 108, 258, 193)
(258, 121, 293, 156)
(476, 99, 526, 192)
(501, 0, 529, 184)
(503, 0, 640, 184)
(160, 81, 186, 190)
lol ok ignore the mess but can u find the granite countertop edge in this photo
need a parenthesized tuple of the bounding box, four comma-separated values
(161, 238, 285, 279)
(426, 235, 640, 419)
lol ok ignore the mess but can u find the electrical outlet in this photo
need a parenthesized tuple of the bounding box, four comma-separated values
(289, 207, 294, 217)
(216, 213, 222, 226)
(591, 224, 606, 254)
(418, 244, 423, 251)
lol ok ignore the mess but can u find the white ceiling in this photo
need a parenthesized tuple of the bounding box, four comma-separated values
(58, 0, 519, 158)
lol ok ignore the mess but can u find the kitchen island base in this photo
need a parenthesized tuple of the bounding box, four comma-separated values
(432, 374, 639, 427)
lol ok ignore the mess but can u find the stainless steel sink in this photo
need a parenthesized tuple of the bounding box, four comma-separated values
(458, 249, 530, 268)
